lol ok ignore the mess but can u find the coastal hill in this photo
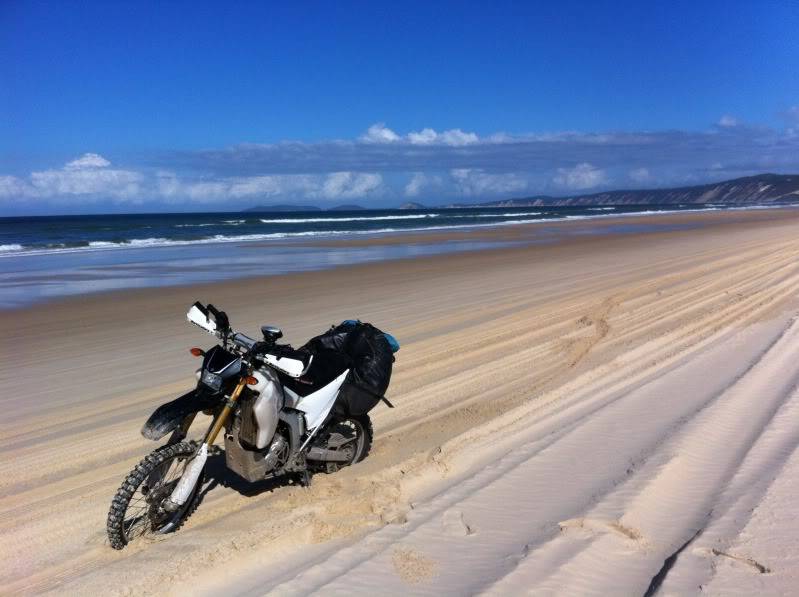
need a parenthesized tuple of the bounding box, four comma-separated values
(449, 173, 799, 208)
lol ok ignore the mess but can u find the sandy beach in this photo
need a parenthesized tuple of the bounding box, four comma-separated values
(3, 209, 799, 595)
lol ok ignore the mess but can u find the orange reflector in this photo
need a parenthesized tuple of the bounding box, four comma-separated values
(190, 347, 205, 357)
(245, 376, 258, 385)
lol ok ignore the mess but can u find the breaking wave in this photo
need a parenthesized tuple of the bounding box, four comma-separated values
(259, 214, 438, 223)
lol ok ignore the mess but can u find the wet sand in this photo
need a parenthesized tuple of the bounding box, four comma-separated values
(3, 208, 799, 595)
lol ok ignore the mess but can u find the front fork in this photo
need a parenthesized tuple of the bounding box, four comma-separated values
(202, 376, 248, 446)
(164, 377, 249, 511)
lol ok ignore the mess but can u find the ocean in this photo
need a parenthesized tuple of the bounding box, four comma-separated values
(0, 204, 793, 308)
(1, 204, 764, 255)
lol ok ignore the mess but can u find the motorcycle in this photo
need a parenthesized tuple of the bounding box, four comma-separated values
(106, 302, 398, 549)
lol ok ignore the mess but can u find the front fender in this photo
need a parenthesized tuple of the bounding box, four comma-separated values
(141, 389, 213, 441)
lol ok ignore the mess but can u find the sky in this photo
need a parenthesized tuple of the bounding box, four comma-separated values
(2, 0, 799, 215)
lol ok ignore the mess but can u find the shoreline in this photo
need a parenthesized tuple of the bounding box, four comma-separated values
(3, 206, 799, 313)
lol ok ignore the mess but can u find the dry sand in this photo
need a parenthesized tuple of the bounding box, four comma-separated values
(3, 209, 799, 595)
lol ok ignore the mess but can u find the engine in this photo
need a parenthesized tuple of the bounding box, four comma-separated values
(224, 409, 289, 482)
(223, 369, 288, 482)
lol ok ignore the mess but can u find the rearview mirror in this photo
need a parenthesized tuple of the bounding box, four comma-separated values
(187, 302, 218, 335)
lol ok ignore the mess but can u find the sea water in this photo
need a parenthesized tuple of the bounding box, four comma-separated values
(0, 204, 794, 307)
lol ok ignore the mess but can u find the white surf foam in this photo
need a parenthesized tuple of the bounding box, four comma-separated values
(175, 219, 248, 228)
(451, 211, 543, 218)
(259, 214, 439, 223)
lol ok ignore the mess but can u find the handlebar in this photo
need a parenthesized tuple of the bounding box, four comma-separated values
(192, 302, 306, 370)
(231, 333, 304, 360)
(231, 332, 257, 351)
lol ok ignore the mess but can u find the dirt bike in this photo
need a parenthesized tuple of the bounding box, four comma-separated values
(107, 302, 398, 549)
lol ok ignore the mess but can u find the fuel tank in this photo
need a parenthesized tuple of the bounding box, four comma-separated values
(249, 368, 284, 449)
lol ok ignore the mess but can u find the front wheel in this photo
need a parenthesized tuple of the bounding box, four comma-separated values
(107, 441, 204, 550)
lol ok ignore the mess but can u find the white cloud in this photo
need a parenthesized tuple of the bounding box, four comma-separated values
(315, 172, 383, 199)
(553, 163, 608, 190)
(628, 167, 651, 183)
(0, 175, 29, 198)
(450, 168, 528, 196)
(64, 153, 111, 170)
(155, 171, 182, 198)
(404, 172, 442, 197)
(406, 128, 438, 145)
(360, 123, 401, 143)
(155, 171, 381, 203)
(30, 168, 141, 199)
(11, 153, 143, 200)
(407, 127, 478, 146)
(718, 115, 739, 128)
(438, 129, 479, 146)
(155, 172, 229, 202)
(228, 175, 317, 199)
(362, 123, 479, 146)
(0, 156, 385, 207)
(485, 132, 514, 143)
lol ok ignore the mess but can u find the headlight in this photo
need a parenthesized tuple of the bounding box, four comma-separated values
(200, 370, 222, 391)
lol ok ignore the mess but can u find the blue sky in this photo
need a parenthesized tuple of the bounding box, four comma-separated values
(2, 0, 799, 214)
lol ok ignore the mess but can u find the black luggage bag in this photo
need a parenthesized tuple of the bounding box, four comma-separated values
(300, 320, 395, 416)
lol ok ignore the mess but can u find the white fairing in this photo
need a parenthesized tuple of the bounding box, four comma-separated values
(187, 305, 217, 335)
(262, 353, 309, 378)
(250, 369, 284, 449)
(296, 369, 350, 432)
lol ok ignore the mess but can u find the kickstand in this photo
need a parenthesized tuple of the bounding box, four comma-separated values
(297, 470, 312, 487)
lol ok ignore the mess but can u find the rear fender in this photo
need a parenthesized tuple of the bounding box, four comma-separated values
(141, 390, 210, 441)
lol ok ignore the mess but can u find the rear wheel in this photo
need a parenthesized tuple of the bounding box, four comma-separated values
(320, 415, 373, 473)
(106, 441, 204, 550)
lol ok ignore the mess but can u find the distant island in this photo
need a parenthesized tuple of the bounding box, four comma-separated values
(244, 174, 799, 212)
(399, 202, 427, 210)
